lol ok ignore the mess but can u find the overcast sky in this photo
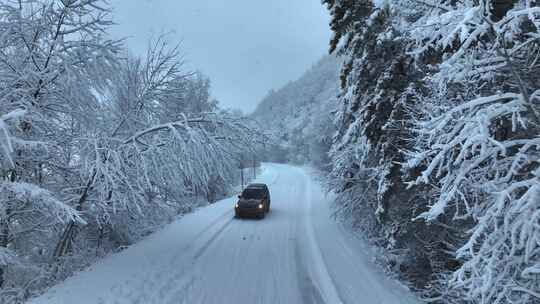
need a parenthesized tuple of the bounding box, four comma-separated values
(108, 0, 331, 113)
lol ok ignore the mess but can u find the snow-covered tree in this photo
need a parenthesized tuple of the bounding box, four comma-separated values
(406, 0, 540, 302)
(323, 0, 540, 301)
(53, 34, 262, 258)
(0, 2, 264, 301)
(0, 0, 118, 298)
(251, 55, 340, 168)
(323, 0, 447, 291)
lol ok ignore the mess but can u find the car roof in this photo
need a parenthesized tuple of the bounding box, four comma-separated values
(246, 183, 267, 188)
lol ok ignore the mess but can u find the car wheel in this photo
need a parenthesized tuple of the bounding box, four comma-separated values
(259, 212, 265, 219)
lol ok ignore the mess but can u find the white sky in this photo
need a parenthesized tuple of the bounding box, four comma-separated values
(108, 0, 331, 113)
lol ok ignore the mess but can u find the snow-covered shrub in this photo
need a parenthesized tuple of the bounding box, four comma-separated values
(0, 182, 84, 301)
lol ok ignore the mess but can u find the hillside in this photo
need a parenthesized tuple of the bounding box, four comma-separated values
(251, 55, 340, 167)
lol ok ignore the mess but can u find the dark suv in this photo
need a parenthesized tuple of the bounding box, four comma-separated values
(235, 183, 271, 219)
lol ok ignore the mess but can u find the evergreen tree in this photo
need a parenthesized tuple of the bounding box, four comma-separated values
(324, 0, 443, 290)
(325, 0, 540, 302)
(405, 0, 540, 301)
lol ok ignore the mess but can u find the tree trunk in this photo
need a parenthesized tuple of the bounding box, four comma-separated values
(0, 163, 16, 287)
(53, 170, 96, 258)
(96, 227, 104, 257)
(0, 208, 10, 288)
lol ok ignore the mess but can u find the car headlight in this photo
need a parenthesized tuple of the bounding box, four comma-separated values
(258, 204, 263, 209)
(235, 203, 239, 208)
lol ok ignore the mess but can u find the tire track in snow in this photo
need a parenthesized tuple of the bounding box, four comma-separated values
(159, 213, 236, 303)
(287, 170, 326, 304)
(192, 215, 234, 260)
(165, 208, 254, 303)
(105, 210, 235, 304)
(265, 163, 281, 186)
(185, 209, 233, 251)
(300, 167, 345, 304)
(294, 239, 326, 304)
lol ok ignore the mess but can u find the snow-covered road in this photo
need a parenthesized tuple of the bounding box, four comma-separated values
(30, 164, 419, 304)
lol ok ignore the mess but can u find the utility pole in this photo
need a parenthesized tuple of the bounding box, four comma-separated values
(239, 161, 244, 190)
(253, 156, 256, 179)
(241, 168, 244, 190)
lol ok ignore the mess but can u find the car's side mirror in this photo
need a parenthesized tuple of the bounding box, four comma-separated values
(237, 195, 242, 199)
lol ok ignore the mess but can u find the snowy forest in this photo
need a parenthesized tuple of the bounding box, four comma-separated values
(251, 55, 340, 168)
(272, 0, 539, 303)
(0, 1, 263, 302)
(1, 0, 539, 303)
(255, 0, 540, 303)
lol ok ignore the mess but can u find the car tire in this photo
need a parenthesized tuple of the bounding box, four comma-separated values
(259, 212, 265, 219)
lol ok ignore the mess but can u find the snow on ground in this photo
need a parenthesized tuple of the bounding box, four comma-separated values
(29, 163, 419, 304)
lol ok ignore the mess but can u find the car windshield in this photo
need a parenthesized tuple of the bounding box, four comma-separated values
(242, 188, 265, 199)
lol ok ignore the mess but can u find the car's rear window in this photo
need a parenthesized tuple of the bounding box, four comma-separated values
(242, 188, 265, 199)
